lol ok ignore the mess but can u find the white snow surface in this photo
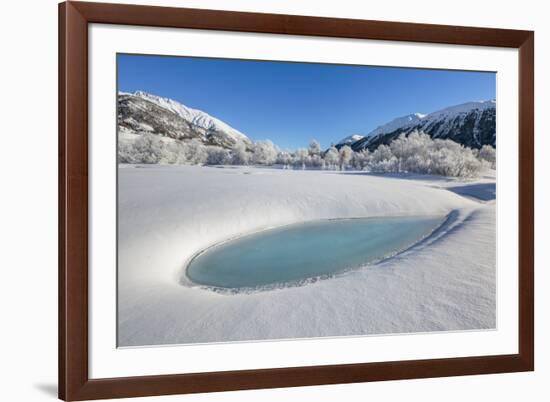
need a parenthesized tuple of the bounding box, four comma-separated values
(118, 166, 496, 346)
(129, 91, 250, 143)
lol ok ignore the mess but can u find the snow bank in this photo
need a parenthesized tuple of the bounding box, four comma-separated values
(118, 165, 495, 346)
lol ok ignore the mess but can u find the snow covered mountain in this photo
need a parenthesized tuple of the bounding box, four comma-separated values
(336, 134, 364, 147)
(118, 91, 251, 149)
(351, 100, 496, 152)
(119, 91, 495, 156)
(367, 113, 426, 138)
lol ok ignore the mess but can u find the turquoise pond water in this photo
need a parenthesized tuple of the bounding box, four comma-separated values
(186, 216, 445, 289)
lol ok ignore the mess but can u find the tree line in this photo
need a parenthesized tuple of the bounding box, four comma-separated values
(118, 131, 496, 178)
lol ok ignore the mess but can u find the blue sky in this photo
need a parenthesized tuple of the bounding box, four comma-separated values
(118, 54, 495, 150)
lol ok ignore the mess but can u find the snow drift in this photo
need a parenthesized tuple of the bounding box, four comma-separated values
(117, 166, 496, 346)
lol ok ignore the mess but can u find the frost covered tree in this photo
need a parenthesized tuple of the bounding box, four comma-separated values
(118, 141, 137, 164)
(186, 138, 208, 165)
(390, 132, 432, 173)
(309, 154, 323, 168)
(231, 141, 249, 165)
(308, 140, 321, 157)
(206, 146, 231, 165)
(118, 129, 489, 178)
(276, 151, 292, 169)
(117, 141, 136, 164)
(251, 140, 278, 165)
(451, 146, 484, 177)
(351, 150, 369, 170)
(367, 131, 484, 177)
(478, 144, 496, 169)
(338, 145, 353, 170)
(369, 144, 398, 173)
(117, 133, 164, 164)
(429, 138, 482, 177)
(293, 148, 309, 170)
(159, 140, 188, 164)
(324, 146, 339, 170)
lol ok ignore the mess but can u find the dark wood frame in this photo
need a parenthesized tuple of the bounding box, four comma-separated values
(59, 1, 534, 400)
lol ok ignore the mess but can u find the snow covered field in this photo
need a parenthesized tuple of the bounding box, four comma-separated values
(117, 165, 496, 346)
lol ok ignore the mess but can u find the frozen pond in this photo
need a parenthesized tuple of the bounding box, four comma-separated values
(186, 215, 445, 289)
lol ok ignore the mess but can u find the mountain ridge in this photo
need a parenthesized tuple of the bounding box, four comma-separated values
(337, 100, 496, 151)
(118, 91, 496, 153)
(118, 91, 251, 150)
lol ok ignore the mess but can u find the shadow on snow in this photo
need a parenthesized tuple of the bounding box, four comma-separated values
(445, 183, 496, 201)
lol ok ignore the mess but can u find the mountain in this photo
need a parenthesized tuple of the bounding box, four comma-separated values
(350, 100, 496, 152)
(118, 91, 251, 149)
(119, 92, 496, 156)
(336, 134, 364, 148)
(367, 113, 426, 138)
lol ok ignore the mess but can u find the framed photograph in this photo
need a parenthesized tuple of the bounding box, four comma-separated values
(59, 1, 534, 400)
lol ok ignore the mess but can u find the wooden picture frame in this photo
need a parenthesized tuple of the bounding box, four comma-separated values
(59, 1, 534, 400)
